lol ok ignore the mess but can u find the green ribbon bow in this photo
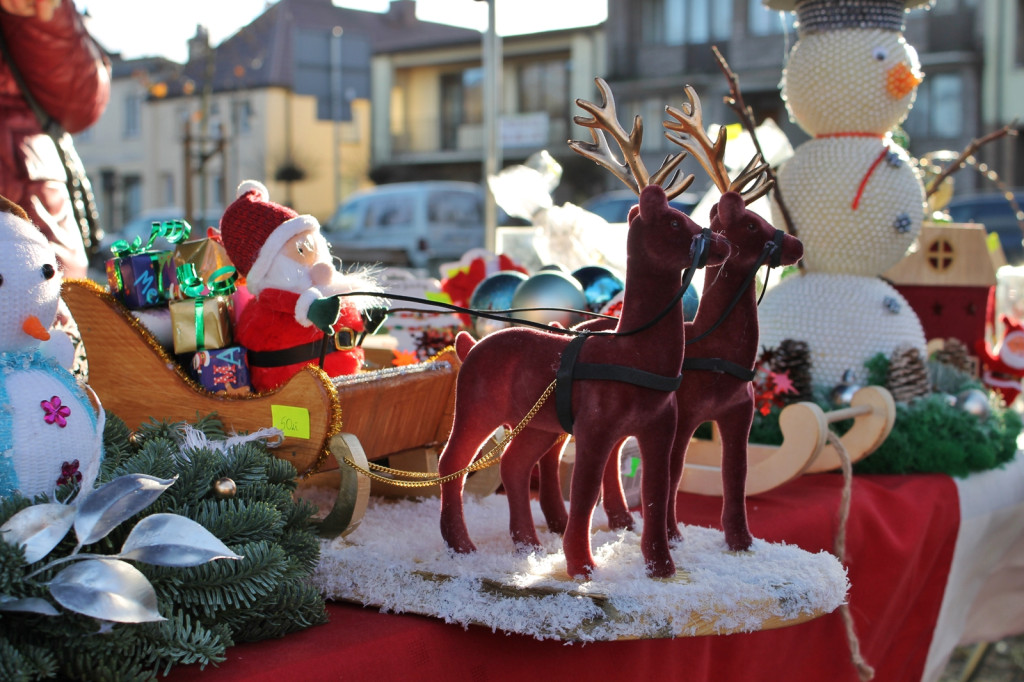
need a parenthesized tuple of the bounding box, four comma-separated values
(111, 220, 192, 257)
(176, 263, 238, 351)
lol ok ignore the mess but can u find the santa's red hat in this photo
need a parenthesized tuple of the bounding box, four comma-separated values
(219, 180, 319, 289)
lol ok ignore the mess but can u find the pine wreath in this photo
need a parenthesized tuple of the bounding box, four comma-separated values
(0, 414, 326, 681)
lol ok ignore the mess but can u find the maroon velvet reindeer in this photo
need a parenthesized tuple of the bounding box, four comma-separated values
(594, 87, 805, 551)
(438, 79, 729, 579)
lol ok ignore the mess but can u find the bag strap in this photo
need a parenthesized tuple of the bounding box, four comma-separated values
(0, 24, 103, 255)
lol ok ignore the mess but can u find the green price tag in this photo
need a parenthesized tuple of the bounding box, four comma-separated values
(628, 457, 641, 478)
(271, 405, 311, 439)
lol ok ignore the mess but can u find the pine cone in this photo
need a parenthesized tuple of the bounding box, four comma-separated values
(933, 338, 975, 375)
(887, 345, 931, 403)
(769, 339, 814, 403)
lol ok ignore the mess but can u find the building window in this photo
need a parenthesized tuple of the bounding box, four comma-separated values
(748, 0, 796, 35)
(123, 175, 141, 223)
(641, 0, 732, 46)
(232, 99, 252, 135)
(903, 72, 964, 140)
(440, 67, 483, 150)
(161, 172, 175, 206)
(124, 93, 141, 139)
(517, 59, 569, 118)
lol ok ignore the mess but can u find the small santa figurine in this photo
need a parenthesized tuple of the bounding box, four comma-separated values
(219, 180, 381, 392)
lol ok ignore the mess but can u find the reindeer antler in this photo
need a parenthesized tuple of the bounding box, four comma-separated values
(570, 78, 693, 198)
(664, 86, 773, 205)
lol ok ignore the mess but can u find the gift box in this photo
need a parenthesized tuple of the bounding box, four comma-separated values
(106, 250, 176, 309)
(188, 345, 251, 394)
(171, 237, 233, 299)
(169, 295, 233, 354)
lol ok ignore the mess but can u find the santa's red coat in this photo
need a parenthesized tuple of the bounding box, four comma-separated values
(236, 288, 364, 392)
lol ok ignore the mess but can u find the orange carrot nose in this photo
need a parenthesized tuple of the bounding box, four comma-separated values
(887, 62, 922, 99)
(22, 315, 51, 341)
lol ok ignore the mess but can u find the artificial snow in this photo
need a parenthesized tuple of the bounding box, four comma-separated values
(312, 495, 848, 641)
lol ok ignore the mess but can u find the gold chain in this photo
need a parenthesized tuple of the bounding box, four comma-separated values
(341, 379, 561, 488)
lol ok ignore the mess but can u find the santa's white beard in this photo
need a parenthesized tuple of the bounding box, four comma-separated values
(251, 253, 383, 312)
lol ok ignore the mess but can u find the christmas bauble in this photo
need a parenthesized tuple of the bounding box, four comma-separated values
(571, 265, 624, 313)
(683, 283, 700, 322)
(955, 389, 991, 420)
(468, 270, 529, 338)
(511, 271, 587, 328)
(213, 477, 238, 498)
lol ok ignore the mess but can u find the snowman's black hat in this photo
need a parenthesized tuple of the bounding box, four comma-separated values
(782, 0, 924, 33)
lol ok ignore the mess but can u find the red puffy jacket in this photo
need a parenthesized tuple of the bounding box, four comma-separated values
(0, 3, 110, 278)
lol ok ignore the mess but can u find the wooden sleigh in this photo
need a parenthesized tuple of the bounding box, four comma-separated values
(61, 279, 500, 537)
(680, 385, 896, 496)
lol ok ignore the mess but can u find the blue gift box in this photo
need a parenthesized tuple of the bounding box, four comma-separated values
(187, 345, 251, 394)
(106, 250, 176, 309)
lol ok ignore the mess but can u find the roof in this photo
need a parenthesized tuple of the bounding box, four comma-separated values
(155, 0, 481, 98)
(883, 221, 999, 288)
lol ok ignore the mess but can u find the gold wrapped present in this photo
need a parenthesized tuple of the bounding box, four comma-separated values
(169, 295, 233, 354)
(171, 238, 232, 299)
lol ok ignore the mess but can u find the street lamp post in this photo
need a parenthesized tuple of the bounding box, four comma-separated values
(477, 0, 502, 252)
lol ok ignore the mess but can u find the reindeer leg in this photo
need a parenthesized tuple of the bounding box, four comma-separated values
(438, 414, 501, 554)
(601, 439, 635, 532)
(501, 428, 563, 548)
(563, 430, 617, 579)
(636, 413, 678, 578)
(537, 435, 569, 535)
(719, 402, 754, 551)
(666, 420, 699, 543)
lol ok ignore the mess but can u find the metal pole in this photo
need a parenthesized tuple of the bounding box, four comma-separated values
(480, 0, 502, 252)
(331, 26, 343, 210)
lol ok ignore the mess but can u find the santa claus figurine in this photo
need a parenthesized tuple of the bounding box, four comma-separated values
(219, 180, 381, 392)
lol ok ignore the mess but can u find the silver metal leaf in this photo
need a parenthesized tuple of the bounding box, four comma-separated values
(0, 596, 60, 616)
(74, 474, 177, 546)
(118, 513, 242, 567)
(0, 503, 76, 564)
(49, 558, 166, 623)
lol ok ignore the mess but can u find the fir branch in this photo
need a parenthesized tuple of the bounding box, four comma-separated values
(189, 498, 285, 546)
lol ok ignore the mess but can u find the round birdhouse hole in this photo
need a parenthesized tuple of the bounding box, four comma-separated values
(926, 238, 955, 272)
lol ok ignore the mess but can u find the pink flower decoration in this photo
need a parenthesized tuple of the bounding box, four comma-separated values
(41, 395, 71, 428)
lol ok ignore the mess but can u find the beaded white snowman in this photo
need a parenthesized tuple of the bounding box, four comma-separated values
(757, 0, 932, 385)
(0, 197, 104, 500)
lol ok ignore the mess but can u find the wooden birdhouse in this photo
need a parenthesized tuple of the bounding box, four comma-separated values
(882, 221, 1002, 361)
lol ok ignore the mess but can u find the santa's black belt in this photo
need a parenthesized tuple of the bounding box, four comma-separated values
(555, 334, 683, 435)
(247, 327, 357, 368)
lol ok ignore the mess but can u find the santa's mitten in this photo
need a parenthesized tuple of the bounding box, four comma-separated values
(307, 296, 342, 335)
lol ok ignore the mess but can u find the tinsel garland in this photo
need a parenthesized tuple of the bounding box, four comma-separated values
(0, 414, 326, 681)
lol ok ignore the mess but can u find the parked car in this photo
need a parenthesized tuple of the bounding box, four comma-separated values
(946, 191, 1024, 265)
(323, 181, 491, 272)
(582, 189, 701, 223)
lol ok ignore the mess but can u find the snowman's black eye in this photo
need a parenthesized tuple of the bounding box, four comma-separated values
(41, 264, 55, 280)
(872, 47, 888, 61)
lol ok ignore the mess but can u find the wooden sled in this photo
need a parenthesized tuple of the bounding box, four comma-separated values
(61, 278, 494, 537)
(680, 386, 896, 496)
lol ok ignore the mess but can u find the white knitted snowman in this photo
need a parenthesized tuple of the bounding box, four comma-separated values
(0, 197, 104, 500)
(757, 0, 932, 386)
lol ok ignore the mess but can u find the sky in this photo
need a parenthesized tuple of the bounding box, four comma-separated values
(79, 0, 607, 63)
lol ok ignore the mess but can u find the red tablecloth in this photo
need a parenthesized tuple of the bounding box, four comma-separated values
(168, 471, 959, 682)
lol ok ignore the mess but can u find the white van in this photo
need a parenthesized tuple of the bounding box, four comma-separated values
(323, 181, 489, 271)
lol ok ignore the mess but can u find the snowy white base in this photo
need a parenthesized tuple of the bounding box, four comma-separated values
(759, 272, 927, 386)
(313, 495, 848, 642)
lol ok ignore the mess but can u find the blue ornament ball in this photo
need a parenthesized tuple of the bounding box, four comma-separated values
(683, 283, 700, 322)
(511, 271, 587, 328)
(571, 265, 625, 313)
(469, 270, 529, 338)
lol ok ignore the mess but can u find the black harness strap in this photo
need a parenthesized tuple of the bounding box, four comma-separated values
(555, 334, 683, 434)
(682, 357, 756, 382)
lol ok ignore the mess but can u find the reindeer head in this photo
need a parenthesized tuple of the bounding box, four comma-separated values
(664, 85, 801, 270)
(570, 78, 728, 275)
